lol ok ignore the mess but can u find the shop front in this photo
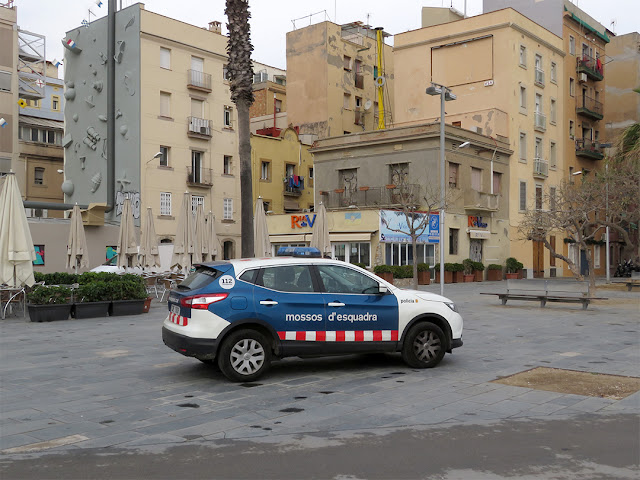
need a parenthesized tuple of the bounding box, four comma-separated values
(379, 209, 438, 267)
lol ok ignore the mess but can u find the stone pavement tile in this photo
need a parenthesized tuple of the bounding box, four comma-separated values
(1, 418, 65, 437)
(547, 394, 589, 407)
(51, 407, 122, 423)
(526, 402, 571, 414)
(173, 417, 246, 437)
(25, 420, 106, 442)
(0, 433, 40, 451)
(613, 391, 640, 408)
(277, 376, 327, 386)
(72, 431, 147, 449)
(451, 410, 507, 422)
(0, 408, 53, 422)
(478, 399, 532, 416)
(567, 397, 616, 413)
(512, 390, 565, 405)
(386, 408, 459, 427)
(467, 386, 531, 405)
(454, 383, 502, 396)
(118, 433, 187, 448)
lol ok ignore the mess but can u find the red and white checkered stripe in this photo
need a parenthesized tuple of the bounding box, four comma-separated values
(278, 330, 398, 342)
(169, 312, 188, 326)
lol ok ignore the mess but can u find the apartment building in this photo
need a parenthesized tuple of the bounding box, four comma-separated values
(286, 20, 394, 139)
(63, 4, 241, 258)
(0, 4, 19, 181)
(393, 8, 565, 278)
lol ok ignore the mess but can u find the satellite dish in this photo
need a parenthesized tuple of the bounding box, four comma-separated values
(364, 100, 372, 111)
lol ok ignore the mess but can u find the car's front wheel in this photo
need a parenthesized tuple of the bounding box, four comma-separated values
(218, 329, 272, 382)
(402, 322, 446, 368)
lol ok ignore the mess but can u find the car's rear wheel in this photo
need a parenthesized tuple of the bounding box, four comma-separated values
(402, 322, 446, 368)
(218, 329, 272, 382)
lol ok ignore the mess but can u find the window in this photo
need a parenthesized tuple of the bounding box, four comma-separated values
(191, 195, 204, 214)
(332, 243, 371, 268)
(471, 167, 482, 191)
(550, 236, 556, 267)
(535, 137, 542, 160)
(343, 55, 351, 71)
(594, 245, 601, 269)
(448, 162, 459, 188)
(0, 71, 10, 92)
(223, 198, 233, 220)
(223, 240, 234, 259)
(389, 162, 409, 186)
(224, 106, 233, 128)
(535, 93, 542, 114)
(190, 150, 203, 184)
(317, 264, 378, 294)
(355, 96, 362, 109)
(520, 86, 527, 110)
(385, 243, 434, 267)
(223, 64, 231, 81)
(160, 47, 171, 69)
(549, 186, 557, 211)
(191, 55, 203, 72)
(550, 62, 557, 83)
(286, 163, 295, 178)
(550, 142, 557, 168)
(223, 155, 232, 175)
(31, 128, 39, 142)
(569, 78, 575, 97)
(308, 167, 314, 179)
(492, 171, 502, 194)
(449, 228, 459, 255)
(260, 160, 270, 180)
(275, 99, 282, 113)
(569, 120, 575, 138)
(46, 130, 56, 144)
(34, 167, 44, 185)
(339, 168, 357, 195)
(569, 36, 575, 55)
(260, 265, 315, 293)
(191, 98, 204, 118)
(535, 185, 543, 211)
(534, 54, 543, 84)
(160, 192, 171, 215)
(550, 98, 557, 124)
(26, 99, 40, 108)
(160, 91, 171, 117)
(343, 92, 351, 109)
(52, 95, 60, 111)
(159, 146, 169, 167)
(519, 45, 527, 66)
(519, 181, 527, 211)
(519, 132, 527, 162)
(354, 59, 362, 74)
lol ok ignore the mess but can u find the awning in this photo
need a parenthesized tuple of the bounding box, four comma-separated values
(329, 232, 372, 242)
(468, 229, 491, 239)
(270, 234, 309, 243)
(19, 115, 64, 130)
(283, 200, 299, 210)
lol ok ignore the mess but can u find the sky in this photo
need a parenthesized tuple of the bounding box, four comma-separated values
(14, 0, 639, 75)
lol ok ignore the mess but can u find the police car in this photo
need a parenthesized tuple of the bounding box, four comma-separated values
(162, 248, 463, 382)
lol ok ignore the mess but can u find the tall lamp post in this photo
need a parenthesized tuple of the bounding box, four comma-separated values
(426, 82, 456, 296)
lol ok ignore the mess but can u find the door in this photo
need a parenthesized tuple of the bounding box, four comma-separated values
(533, 240, 544, 278)
(580, 249, 589, 276)
(316, 264, 398, 344)
(469, 239, 482, 263)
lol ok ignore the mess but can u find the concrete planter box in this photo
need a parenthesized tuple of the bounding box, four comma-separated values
(418, 271, 430, 285)
(109, 299, 146, 316)
(73, 301, 110, 319)
(487, 269, 502, 281)
(463, 274, 475, 282)
(28, 304, 72, 322)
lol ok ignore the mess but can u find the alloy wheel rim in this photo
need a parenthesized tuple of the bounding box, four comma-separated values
(413, 330, 441, 361)
(230, 339, 265, 374)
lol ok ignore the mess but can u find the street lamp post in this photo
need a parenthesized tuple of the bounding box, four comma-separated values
(426, 83, 456, 296)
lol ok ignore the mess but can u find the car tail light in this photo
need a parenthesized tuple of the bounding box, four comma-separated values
(180, 293, 228, 309)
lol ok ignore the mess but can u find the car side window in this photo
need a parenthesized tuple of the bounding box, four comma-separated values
(258, 265, 315, 293)
(238, 269, 257, 284)
(316, 265, 380, 294)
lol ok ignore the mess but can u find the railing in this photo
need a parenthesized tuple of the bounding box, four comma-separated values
(463, 189, 499, 211)
(576, 53, 604, 81)
(284, 176, 304, 196)
(534, 112, 546, 132)
(324, 184, 422, 209)
(533, 158, 549, 178)
(188, 117, 212, 137)
(187, 69, 212, 91)
(186, 166, 213, 186)
(576, 95, 603, 119)
(575, 138, 604, 159)
(534, 68, 545, 87)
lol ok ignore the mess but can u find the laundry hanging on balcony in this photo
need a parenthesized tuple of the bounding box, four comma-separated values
(288, 175, 304, 189)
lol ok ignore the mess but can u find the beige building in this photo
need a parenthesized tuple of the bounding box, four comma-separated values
(0, 4, 19, 180)
(393, 8, 565, 278)
(286, 21, 394, 139)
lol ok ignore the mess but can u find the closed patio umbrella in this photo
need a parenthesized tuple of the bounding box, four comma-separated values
(203, 211, 219, 262)
(171, 192, 195, 272)
(192, 204, 206, 265)
(67, 203, 90, 271)
(253, 197, 271, 257)
(310, 202, 331, 257)
(139, 207, 160, 269)
(0, 172, 35, 287)
(116, 197, 138, 269)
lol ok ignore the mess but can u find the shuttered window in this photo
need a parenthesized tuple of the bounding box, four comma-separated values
(519, 181, 527, 211)
(160, 192, 171, 216)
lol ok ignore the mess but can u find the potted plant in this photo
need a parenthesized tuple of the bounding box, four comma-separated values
(73, 281, 112, 319)
(434, 263, 454, 284)
(505, 257, 524, 279)
(27, 285, 73, 322)
(334, 188, 345, 194)
(359, 186, 370, 191)
(385, 184, 396, 189)
(473, 261, 485, 282)
(110, 274, 148, 316)
(462, 259, 475, 282)
(417, 263, 430, 285)
(487, 264, 503, 281)
(373, 264, 393, 283)
(451, 263, 465, 283)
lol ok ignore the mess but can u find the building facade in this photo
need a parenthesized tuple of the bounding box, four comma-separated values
(0, 4, 19, 180)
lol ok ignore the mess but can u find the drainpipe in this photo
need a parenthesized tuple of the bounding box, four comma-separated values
(105, 0, 116, 212)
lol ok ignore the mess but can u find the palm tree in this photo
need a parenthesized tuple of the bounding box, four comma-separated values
(225, 0, 254, 257)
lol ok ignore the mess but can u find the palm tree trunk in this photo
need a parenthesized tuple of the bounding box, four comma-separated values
(238, 100, 253, 257)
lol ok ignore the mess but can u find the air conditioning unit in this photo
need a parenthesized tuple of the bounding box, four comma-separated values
(579, 73, 588, 83)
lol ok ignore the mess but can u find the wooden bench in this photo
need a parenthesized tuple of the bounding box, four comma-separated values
(480, 279, 607, 310)
(626, 272, 640, 291)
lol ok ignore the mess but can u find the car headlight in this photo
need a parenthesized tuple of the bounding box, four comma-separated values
(444, 302, 458, 313)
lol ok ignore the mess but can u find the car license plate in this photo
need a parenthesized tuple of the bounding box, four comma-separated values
(171, 304, 180, 316)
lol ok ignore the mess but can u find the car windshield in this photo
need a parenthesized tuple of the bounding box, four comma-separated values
(178, 266, 225, 290)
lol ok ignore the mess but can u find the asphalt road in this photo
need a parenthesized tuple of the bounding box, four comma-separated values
(1, 279, 638, 479)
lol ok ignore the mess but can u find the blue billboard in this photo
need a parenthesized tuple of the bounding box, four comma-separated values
(379, 210, 439, 244)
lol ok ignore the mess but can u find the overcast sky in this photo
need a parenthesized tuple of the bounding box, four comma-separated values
(15, 0, 638, 75)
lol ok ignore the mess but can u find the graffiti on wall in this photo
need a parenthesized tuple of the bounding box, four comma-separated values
(115, 191, 140, 219)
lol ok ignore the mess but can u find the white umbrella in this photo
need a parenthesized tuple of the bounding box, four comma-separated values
(0, 172, 35, 287)
(171, 192, 195, 272)
(139, 207, 160, 269)
(254, 197, 271, 257)
(116, 197, 138, 269)
(310, 202, 331, 257)
(203, 211, 219, 262)
(67, 204, 90, 271)
(193, 204, 206, 265)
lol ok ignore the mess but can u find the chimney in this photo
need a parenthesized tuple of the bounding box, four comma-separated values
(209, 21, 221, 34)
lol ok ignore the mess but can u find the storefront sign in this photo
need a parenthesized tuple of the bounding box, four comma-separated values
(291, 214, 316, 229)
(379, 209, 439, 243)
(469, 229, 491, 239)
(468, 215, 488, 229)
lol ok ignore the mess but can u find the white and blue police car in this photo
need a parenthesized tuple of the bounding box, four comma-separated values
(162, 248, 463, 382)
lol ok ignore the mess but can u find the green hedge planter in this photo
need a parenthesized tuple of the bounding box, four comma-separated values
(28, 304, 72, 322)
(73, 301, 111, 319)
(109, 299, 146, 316)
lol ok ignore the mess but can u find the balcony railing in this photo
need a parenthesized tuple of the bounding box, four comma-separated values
(575, 138, 604, 160)
(534, 68, 545, 87)
(576, 53, 604, 81)
(324, 184, 422, 209)
(576, 95, 603, 120)
(463, 189, 499, 212)
(187, 166, 213, 186)
(284, 176, 304, 196)
(187, 117, 212, 138)
(533, 158, 549, 178)
(187, 69, 212, 92)
(534, 112, 546, 132)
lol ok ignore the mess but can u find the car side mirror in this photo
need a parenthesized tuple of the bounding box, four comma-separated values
(378, 284, 388, 294)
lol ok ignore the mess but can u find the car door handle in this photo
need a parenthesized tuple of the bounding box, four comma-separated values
(327, 302, 345, 307)
(259, 300, 278, 306)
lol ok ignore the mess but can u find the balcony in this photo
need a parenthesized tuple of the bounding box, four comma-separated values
(187, 167, 213, 187)
(533, 158, 549, 179)
(284, 176, 304, 196)
(534, 68, 545, 88)
(187, 117, 212, 139)
(463, 189, 499, 212)
(576, 53, 604, 81)
(187, 69, 212, 92)
(576, 95, 603, 120)
(575, 138, 604, 160)
(324, 184, 422, 209)
(534, 112, 546, 132)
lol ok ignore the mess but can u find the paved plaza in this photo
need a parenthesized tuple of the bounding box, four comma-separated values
(0, 279, 638, 478)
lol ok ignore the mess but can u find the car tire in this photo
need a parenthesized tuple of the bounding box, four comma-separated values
(401, 322, 446, 368)
(218, 329, 272, 382)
